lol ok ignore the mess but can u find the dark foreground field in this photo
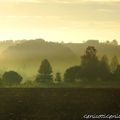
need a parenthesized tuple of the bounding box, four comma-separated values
(0, 88, 120, 120)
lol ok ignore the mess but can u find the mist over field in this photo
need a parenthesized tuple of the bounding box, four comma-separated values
(0, 0, 119, 86)
(0, 39, 119, 83)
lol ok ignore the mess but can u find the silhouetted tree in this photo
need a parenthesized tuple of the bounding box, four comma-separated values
(85, 46, 97, 57)
(110, 56, 119, 73)
(80, 46, 100, 80)
(2, 71, 22, 85)
(99, 55, 110, 80)
(111, 39, 118, 46)
(64, 66, 81, 82)
(0, 78, 3, 86)
(36, 59, 53, 83)
(114, 65, 120, 80)
(55, 72, 62, 82)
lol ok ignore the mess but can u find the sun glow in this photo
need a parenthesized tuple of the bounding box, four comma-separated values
(0, 0, 119, 42)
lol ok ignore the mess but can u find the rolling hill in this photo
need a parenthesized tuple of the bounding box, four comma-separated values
(0, 39, 120, 80)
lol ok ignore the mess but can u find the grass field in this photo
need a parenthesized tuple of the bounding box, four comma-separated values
(0, 88, 120, 120)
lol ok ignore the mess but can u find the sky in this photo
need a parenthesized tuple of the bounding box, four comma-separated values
(0, 0, 120, 43)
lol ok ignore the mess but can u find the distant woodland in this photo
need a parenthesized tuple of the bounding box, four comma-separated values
(0, 39, 120, 87)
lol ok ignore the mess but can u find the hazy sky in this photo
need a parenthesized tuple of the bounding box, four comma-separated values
(0, 0, 120, 43)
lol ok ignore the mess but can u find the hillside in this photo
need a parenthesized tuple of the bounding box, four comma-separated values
(0, 39, 120, 80)
(1, 39, 79, 79)
(65, 41, 120, 61)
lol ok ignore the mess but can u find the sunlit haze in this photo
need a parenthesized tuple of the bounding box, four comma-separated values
(0, 0, 120, 43)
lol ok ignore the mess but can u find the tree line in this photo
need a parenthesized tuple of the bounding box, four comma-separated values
(64, 46, 120, 82)
(0, 46, 120, 86)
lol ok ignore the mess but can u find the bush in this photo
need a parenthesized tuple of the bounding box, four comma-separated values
(2, 71, 23, 85)
(64, 66, 81, 82)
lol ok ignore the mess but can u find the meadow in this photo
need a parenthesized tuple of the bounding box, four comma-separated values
(0, 88, 120, 120)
